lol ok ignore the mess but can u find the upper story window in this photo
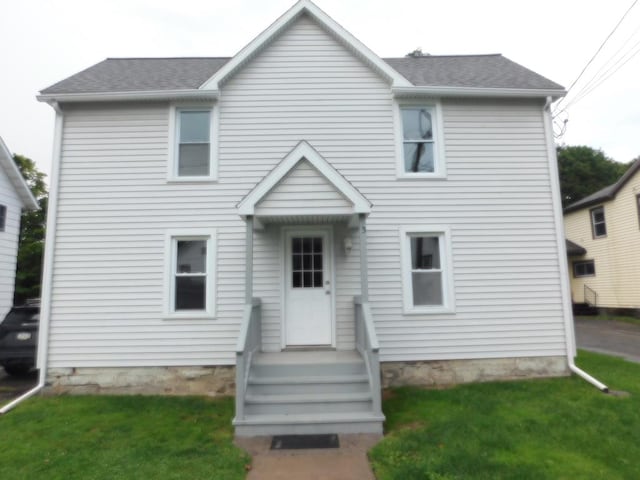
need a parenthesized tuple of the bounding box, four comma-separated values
(395, 102, 446, 179)
(0, 205, 6, 232)
(168, 106, 217, 181)
(400, 225, 455, 314)
(590, 206, 607, 238)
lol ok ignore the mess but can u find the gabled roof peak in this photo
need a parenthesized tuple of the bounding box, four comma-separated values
(0, 137, 38, 211)
(199, 0, 412, 90)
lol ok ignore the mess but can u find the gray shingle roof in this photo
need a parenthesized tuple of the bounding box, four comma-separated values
(564, 159, 640, 213)
(384, 54, 563, 90)
(41, 58, 230, 94)
(40, 54, 563, 95)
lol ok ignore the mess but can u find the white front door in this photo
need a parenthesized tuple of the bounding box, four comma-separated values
(284, 229, 333, 346)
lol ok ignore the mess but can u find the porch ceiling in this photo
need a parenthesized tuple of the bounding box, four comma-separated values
(255, 214, 354, 226)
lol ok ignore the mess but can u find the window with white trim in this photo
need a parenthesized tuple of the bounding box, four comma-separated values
(590, 206, 606, 238)
(396, 102, 445, 178)
(165, 230, 216, 318)
(573, 260, 595, 278)
(400, 226, 454, 313)
(169, 106, 216, 180)
(0, 205, 6, 232)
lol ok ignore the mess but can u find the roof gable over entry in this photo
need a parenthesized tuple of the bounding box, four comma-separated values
(200, 0, 411, 90)
(238, 141, 371, 217)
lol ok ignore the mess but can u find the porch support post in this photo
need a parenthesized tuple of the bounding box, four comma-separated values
(358, 213, 369, 302)
(245, 216, 254, 304)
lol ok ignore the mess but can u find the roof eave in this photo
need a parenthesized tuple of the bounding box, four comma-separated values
(563, 195, 613, 214)
(392, 86, 566, 99)
(36, 89, 219, 104)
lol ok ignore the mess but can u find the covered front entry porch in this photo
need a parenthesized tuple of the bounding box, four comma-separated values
(232, 142, 384, 436)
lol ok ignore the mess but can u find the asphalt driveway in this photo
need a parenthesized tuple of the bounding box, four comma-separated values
(575, 317, 640, 363)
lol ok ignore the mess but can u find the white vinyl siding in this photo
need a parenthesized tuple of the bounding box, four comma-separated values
(0, 166, 23, 318)
(47, 13, 568, 367)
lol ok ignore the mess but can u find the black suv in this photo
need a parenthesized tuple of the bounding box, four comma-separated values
(0, 301, 39, 376)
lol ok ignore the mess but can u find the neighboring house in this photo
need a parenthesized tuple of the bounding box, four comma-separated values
(0, 137, 38, 318)
(36, 0, 573, 436)
(564, 159, 640, 315)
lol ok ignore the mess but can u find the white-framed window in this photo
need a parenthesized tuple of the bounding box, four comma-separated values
(0, 205, 6, 232)
(590, 206, 606, 238)
(400, 226, 455, 314)
(394, 101, 446, 179)
(573, 260, 595, 278)
(168, 105, 218, 181)
(164, 229, 216, 318)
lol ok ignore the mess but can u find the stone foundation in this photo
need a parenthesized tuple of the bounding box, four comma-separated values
(45, 366, 235, 396)
(381, 356, 569, 388)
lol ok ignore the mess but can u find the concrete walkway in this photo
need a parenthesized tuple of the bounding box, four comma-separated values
(236, 434, 380, 480)
(575, 317, 640, 363)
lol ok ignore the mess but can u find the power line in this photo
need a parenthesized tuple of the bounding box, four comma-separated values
(553, 0, 638, 115)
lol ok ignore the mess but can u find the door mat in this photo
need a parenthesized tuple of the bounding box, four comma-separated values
(271, 434, 340, 450)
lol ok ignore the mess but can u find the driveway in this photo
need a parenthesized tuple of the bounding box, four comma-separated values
(575, 317, 640, 363)
(0, 368, 38, 403)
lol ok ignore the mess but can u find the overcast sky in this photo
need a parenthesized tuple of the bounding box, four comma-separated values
(1, 0, 639, 180)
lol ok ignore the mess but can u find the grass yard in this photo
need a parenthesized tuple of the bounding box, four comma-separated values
(370, 350, 640, 480)
(0, 395, 248, 480)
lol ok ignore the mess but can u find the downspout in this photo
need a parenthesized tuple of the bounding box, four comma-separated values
(0, 102, 64, 414)
(542, 96, 608, 393)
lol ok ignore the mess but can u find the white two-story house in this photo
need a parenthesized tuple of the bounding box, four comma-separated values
(35, 0, 573, 436)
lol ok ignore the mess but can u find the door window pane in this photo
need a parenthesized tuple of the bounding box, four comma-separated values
(291, 236, 323, 289)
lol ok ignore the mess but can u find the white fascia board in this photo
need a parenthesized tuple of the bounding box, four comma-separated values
(37, 89, 219, 104)
(237, 140, 371, 216)
(0, 137, 38, 210)
(200, 0, 411, 90)
(393, 86, 567, 100)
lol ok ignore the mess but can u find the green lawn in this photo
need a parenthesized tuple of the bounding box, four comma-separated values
(0, 395, 248, 480)
(370, 350, 640, 480)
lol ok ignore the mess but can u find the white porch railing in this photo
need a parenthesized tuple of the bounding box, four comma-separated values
(235, 298, 262, 422)
(354, 296, 382, 415)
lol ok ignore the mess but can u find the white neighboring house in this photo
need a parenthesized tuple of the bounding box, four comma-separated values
(35, 0, 575, 436)
(0, 138, 39, 318)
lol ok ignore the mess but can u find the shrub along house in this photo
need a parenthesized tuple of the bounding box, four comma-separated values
(0, 137, 38, 319)
(35, 0, 576, 435)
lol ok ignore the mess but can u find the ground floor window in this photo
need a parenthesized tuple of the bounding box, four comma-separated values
(0, 205, 6, 231)
(573, 260, 595, 278)
(400, 226, 454, 314)
(164, 229, 216, 318)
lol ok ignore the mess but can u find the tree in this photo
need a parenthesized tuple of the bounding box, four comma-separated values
(557, 145, 631, 208)
(12, 154, 48, 304)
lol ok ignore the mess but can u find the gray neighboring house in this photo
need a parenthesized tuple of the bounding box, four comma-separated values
(0, 137, 38, 318)
(36, 0, 575, 436)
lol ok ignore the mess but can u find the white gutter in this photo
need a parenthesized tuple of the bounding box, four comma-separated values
(0, 106, 65, 414)
(542, 95, 608, 393)
(393, 85, 566, 99)
(37, 89, 219, 104)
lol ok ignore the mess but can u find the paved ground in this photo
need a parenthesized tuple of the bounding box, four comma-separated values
(0, 368, 37, 403)
(575, 317, 640, 363)
(236, 434, 380, 480)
